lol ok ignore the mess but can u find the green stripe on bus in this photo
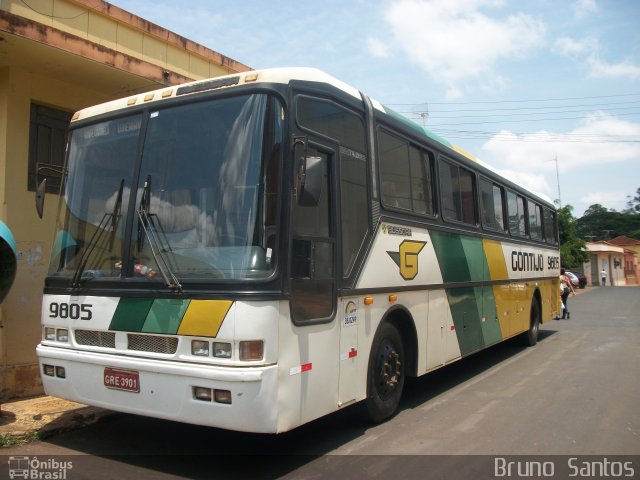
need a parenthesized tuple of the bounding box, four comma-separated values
(142, 299, 191, 334)
(432, 231, 504, 353)
(447, 287, 484, 355)
(460, 236, 486, 282)
(480, 286, 502, 345)
(431, 231, 467, 282)
(109, 298, 154, 332)
(431, 231, 486, 283)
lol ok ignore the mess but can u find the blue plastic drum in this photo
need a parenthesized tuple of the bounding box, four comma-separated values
(0, 220, 17, 303)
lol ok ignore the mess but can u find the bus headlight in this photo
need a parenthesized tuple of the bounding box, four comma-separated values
(239, 340, 263, 361)
(44, 327, 56, 341)
(191, 340, 210, 356)
(213, 342, 232, 358)
(56, 329, 69, 343)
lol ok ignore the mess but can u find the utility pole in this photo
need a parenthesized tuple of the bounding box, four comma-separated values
(554, 155, 561, 209)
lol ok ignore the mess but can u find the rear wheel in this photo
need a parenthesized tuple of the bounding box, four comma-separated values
(363, 322, 405, 423)
(522, 297, 541, 346)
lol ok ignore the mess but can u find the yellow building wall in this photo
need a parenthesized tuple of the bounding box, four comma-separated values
(1, 0, 250, 401)
(0, 66, 116, 399)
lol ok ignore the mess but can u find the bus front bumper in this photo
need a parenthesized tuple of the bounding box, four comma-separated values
(36, 344, 280, 433)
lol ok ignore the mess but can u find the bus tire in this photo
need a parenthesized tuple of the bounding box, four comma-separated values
(522, 296, 541, 346)
(363, 322, 405, 423)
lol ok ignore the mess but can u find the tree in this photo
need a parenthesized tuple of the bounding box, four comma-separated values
(577, 200, 640, 240)
(583, 203, 608, 216)
(557, 205, 588, 268)
(624, 187, 640, 215)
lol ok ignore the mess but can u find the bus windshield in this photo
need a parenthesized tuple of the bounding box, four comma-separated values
(49, 93, 283, 285)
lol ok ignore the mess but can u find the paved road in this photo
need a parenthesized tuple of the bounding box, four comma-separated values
(3, 287, 639, 479)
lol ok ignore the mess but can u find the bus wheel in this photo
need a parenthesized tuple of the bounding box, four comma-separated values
(523, 297, 541, 346)
(363, 322, 405, 423)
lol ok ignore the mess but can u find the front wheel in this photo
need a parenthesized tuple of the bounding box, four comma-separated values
(362, 322, 405, 423)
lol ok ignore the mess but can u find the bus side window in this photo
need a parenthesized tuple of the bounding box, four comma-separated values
(507, 191, 527, 236)
(379, 130, 435, 217)
(379, 130, 411, 210)
(480, 178, 505, 231)
(543, 207, 557, 244)
(528, 200, 543, 240)
(440, 158, 476, 225)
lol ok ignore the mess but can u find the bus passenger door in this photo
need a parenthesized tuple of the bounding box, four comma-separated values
(289, 146, 336, 324)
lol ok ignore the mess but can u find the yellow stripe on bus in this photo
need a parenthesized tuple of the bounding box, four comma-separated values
(483, 239, 518, 338)
(482, 239, 508, 280)
(177, 300, 233, 337)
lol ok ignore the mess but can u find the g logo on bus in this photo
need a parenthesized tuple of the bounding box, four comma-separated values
(387, 240, 427, 280)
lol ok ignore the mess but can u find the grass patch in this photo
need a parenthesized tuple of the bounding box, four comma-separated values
(0, 430, 40, 448)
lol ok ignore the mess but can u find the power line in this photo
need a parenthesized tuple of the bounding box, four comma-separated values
(425, 111, 640, 127)
(428, 129, 640, 143)
(416, 100, 640, 114)
(385, 92, 640, 106)
(395, 106, 640, 119)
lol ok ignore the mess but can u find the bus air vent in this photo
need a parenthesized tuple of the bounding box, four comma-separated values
(75, 330, 116, 348)
(127, 334, 179, 354)
(176, 76, 240, 96)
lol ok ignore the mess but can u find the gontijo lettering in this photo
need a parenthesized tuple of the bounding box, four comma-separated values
(511, 251, 544, 272)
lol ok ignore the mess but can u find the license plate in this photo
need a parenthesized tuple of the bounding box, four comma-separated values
(104, 368, 140, 393)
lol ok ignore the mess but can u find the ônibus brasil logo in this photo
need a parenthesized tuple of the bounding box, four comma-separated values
(8, 456, 73, 479)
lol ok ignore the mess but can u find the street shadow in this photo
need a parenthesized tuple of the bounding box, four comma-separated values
(42, 328, 558, 479)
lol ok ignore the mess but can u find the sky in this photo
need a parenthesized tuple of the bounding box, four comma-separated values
(113, 0, 640, 217)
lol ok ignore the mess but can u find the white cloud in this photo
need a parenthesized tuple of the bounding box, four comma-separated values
(587, 57, 640, 80)
(367, 37, 391, 57)
(554, 36, 640, 80)
(481, 112, 640, 173)
(553, 36, 597, 58)
(479, 113, 640, 211)
(580, 191, 628, 207)
(572, 0, 598, 18)
(380, 0, 544, 95)
(445, 85, 463, 100)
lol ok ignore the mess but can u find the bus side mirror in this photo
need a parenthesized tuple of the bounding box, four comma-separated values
(296, 155, 323, 207)
(36, 178, 47, 219)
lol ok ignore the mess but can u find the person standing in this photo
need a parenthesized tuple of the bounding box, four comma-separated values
(601, 268, 607, 286)
(560, 268, 576, 319)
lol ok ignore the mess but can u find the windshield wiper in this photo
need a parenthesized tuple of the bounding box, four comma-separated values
(137, 175, 182, 292)
(71, 179, 124, 288)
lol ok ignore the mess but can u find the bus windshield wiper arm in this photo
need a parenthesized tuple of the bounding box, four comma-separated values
(137, 175, 182, 292)
(71, 179, 125, 288)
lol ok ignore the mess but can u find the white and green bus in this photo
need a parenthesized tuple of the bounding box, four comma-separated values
(37, 68, 560, 433)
